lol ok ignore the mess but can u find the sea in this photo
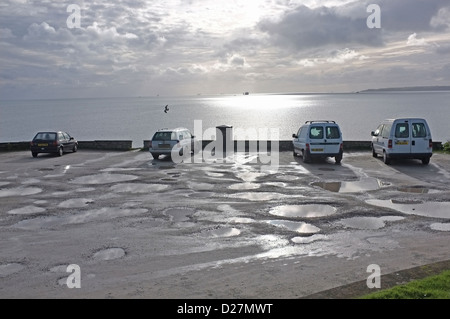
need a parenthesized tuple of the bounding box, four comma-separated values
(1, 91, 449, 148)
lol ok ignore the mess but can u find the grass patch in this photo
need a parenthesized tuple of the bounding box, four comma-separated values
(360, 269, 450, 299)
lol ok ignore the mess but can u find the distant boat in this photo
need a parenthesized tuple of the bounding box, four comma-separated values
(243, 92, 249, 95)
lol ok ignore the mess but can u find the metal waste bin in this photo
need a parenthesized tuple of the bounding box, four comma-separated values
(216, 125, 233, 157)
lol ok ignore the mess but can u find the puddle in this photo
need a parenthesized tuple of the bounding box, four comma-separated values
(164, 208, 196, 222)
(430, 223, 450, 231)
(228, 182, 260, 190)
(0, 187, 42, 197)
(76, 187, 96, 193)
(336, 216, 404, 230)
(110, 183, 169, 193)
(318, 168, 335, 171)
(187, 182, 215, 191)
(0, 263, 25, 277)
(200, 227, 241, 238)
(38, 168, 54, 171)
(267, 220, 320, 234)
(58, 198, 94, 208)
(21, 178, 40, 185)
(291, 234, 329, 244)
(70, 173, 138, 185)
(269, 204, 337, 218)
(276, 175, 299, 181)
(188, 192, 214, 198)
(263, 182, 287, 188)
(313, 177, 382, 193)
(8, 205, 46, 215)
(93, 248, 126, 261)
(398, 186, 439, 194)
(228, 192, 289, 201)
(0, 182, 10, 187)
(205, 172, 224, 177)
(367, 199, 450, 219)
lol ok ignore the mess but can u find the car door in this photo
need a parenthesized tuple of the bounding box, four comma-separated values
(63, 132, 73, 149)
(411, 121, 430, 154)
(324, 125, 341, 154)
(393, 121, 411, 154)
(292, 127, 302, 152)
(372, 124, 384, 153)
(309, 125, 326, 155)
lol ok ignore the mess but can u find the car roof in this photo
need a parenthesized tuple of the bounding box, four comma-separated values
(382, 118, 428, 123)
(303, 120, 339, 125)
(157, 127, 189, 132)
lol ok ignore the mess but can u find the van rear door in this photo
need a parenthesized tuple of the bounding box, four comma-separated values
(411, 120, 431, 154)
(324, 125, 341, 154)
(393, 121, 411, 154)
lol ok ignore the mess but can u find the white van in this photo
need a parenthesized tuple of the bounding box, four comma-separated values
(292, 121, 343, 164)
(371, 118, 433, 165)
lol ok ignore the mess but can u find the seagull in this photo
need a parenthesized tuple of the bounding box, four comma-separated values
(164, 104, 169, 113)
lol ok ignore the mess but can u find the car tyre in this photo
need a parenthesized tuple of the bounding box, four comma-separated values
(73, 144, 78, 153)
(335, 152, 343, 164)
(58, 147, 63, 157)
(293, 149, 298, 157)
(383, 151, 390, 165)
(302, 150, 311, 163)
(422, 157, 430, 165)
(151, 153, 159, 160)
(372, 146, 378, 158)
(32, 152, 38, 158)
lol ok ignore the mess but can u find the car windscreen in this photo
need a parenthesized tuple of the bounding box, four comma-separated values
(34, 133, 56, 140)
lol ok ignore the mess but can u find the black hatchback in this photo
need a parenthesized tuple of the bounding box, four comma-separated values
(30, 131, 78, 157)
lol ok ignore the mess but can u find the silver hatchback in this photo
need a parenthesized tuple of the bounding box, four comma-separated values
(149, 127, 200, 160)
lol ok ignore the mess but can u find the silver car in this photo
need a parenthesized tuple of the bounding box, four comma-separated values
(149, 127, 200, 160)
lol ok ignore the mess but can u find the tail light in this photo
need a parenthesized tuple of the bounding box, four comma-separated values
(149, 141, 152, 148)
(30, 141, 34, 147)
(53, 141, 58, 146)
(340, 143, 343, 151)
(388, 139, 393, 149)
(306, 143, 310, 150)
(429, 139, 433, 149)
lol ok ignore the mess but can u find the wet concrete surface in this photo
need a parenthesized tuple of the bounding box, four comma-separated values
(0, 150, 449, 298)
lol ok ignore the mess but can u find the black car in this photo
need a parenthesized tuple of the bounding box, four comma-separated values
(30, 131, 78, 157)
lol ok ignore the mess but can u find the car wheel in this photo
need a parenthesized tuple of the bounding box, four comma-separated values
(302, 150, 311, 163)
(32, 152, 38, 158)
(151, 153, 159, 160)
(383, 151, 390, 165)
(73, 144, 78, 153)
(422, 157, 430, 165)
(335, 152, 343, 164)
(58, 147, 63, 157)
(293, 149, 297, 157)
(372, 146, 378, 158)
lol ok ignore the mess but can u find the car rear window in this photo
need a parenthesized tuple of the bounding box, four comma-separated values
(309, 127, 324, 139)
(153, 132, 175, 140)
(326, 126, 340, 139)
(34, 133, 56, 140)
(395, 123, 409, 138)
(412, 123, 427, 138)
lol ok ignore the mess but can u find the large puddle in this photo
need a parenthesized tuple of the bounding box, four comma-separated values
(228, 182, 260, 190)
(269, 204, 337, 218)
(164, 208, 196, 222)
(430, 223, 450, 231)
(8, 205, 46, 215)
(267, 220, 320, 234)
(200, 227, 241, 238)
(228, 192, 293, 201)
(366, 199, 450, 219)
(313, 177, 382, 193)
(336, 216, 405, 230)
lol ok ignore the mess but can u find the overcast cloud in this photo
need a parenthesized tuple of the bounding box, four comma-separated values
(0, 0, 449, 99)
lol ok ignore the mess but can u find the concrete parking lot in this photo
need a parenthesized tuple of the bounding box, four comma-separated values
(0, 149, 449, 298)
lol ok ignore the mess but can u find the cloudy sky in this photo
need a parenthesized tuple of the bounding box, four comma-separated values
(1, 0, 449, 99)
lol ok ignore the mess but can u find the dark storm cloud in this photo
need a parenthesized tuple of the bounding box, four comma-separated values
(257, 0, 449, 51)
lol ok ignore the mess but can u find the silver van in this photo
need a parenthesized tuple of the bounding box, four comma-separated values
(292, 120, 343, 164)
(371, 118, 433, 165)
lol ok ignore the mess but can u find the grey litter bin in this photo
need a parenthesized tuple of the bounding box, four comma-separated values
(216, 125, 233, 157)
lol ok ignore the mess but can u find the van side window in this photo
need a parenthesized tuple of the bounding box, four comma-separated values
(412, 123, 427, 138)
(381, 124, 391, 138)
(373, 125, 383, 137)
(326, 126, 340, 139)
(395, 123, 409, 138)
(309, 127, 324, 139)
